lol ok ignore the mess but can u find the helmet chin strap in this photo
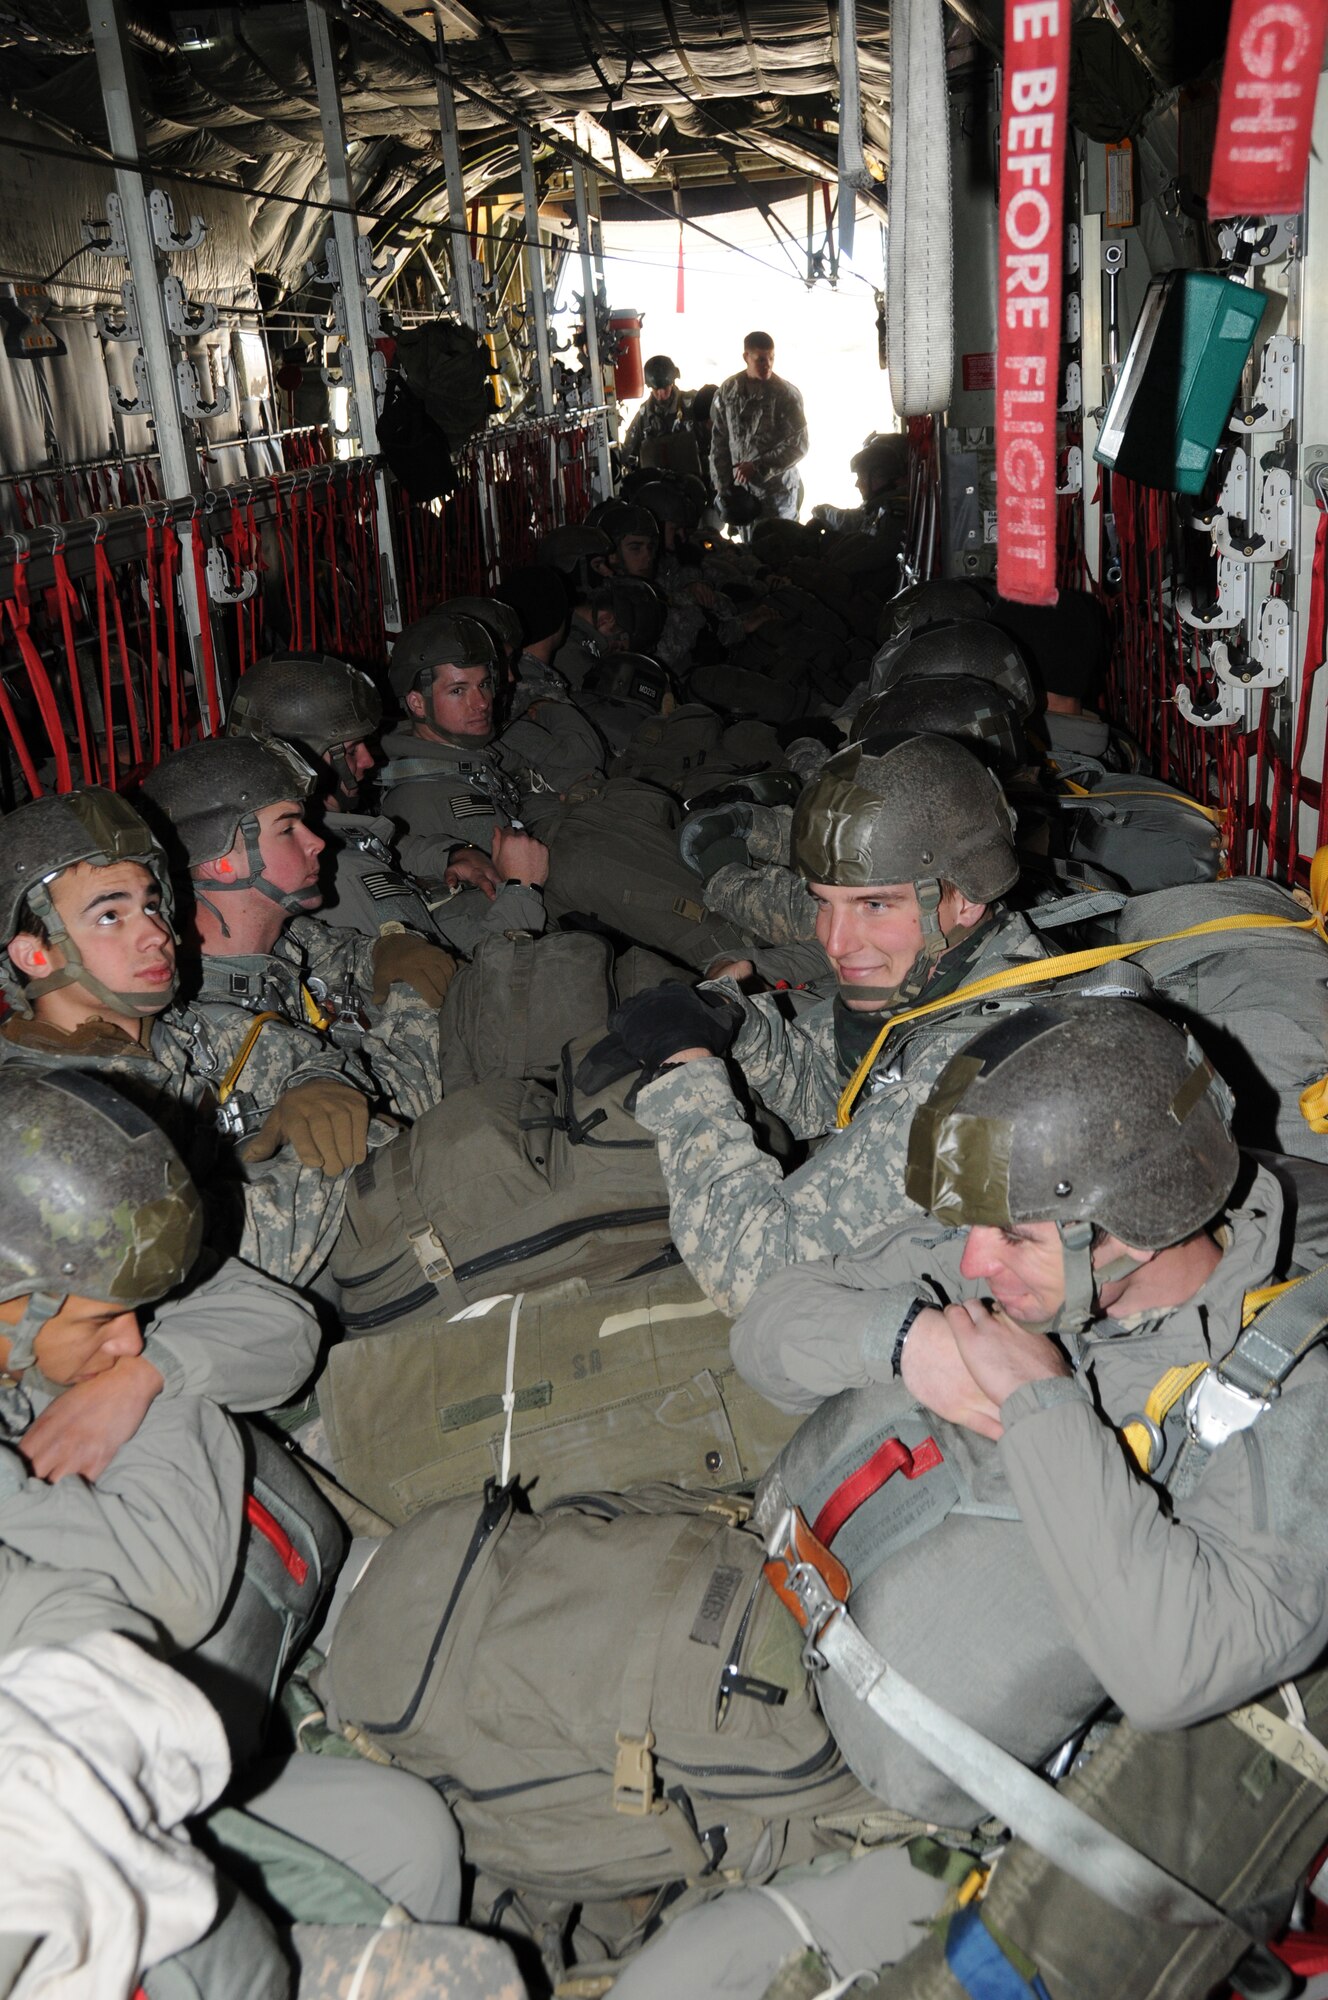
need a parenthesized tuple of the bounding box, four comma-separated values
(3, 1290, 61, 1373)
(195, 812, 319, 934)
(1044, 1221, 1148, 1349)
(15, 879, 179, 1020)
(835, 877, 986, 1011)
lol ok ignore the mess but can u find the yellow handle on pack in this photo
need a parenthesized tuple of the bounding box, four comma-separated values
(1059, 778, 1228, 828)
(300, 983, 331, 1031)
(217, 1010, 284, 1106)
(835, 862, 1328, 1130)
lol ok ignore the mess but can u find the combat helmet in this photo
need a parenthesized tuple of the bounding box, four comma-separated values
(872, 619, 1038, 719)
(227, 653, 382, 757)
(643, 354, 681, 389)
(850, 672, 1027, 778)
(590, 500, 660, 551)
(632, 478, 700, 532)
(139, 735, 318, 920)
(537, 524, 613, 578)
(906, 998, 1238, 1332)
(0, 787, 176, 1018)
(875, 578, 991, 649)
(0, 1066, 203, 1368)
(387, 609, 497, 703)
(439, 596, 523, 665)
(790, 736, 1019, 1004)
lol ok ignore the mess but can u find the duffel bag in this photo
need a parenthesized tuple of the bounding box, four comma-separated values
(318, 1482, 872, 1903)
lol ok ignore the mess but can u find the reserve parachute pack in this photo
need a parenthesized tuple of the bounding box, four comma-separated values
(1111, 878, 1328, 1161)
(182, 1422, 346, 1765)
(319, 1262, 799, 1525)
(318, 1481, 872, 1903)
(1055, 771, 1225, 893)
(611, 702, 727, 785)
(330, 1029, 674, 1335)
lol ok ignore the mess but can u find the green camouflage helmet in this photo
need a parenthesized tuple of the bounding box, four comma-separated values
(227, 653, 383, 756)
(536, 524, 613, 576)
(906, 998, 1239, 1328)
(0, 788, 176, 1019)
(0, 1066, 203, 1366)
(139, 735, 318, 921)
(790, 736, 1019, 902)
(850, 672, 1026, 778)
(440, 596, 524, 664)
(872, 619, 1038, 720)
(387, 610, 497, 701)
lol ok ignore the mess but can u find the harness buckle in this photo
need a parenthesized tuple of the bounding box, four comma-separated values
(762, 1507, 850, 1670)
(613, 1730, 660, 1817)
(406, 1222, 453, 1286)
(1184, 1368, 1270, 1451)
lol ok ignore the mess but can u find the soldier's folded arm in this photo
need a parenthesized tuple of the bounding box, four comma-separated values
(729, 1229, 968, 1412)
(0, 1396, 245, 1652)
(140, 1257, 322, 1412)
(998, 1377, 1328, 1730)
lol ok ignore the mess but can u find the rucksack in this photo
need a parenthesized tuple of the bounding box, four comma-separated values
(439, 929, 616, 1093)
(318, 1482, 873, 1902)
(1056, 773, 1225, 892)
(393, 319, 491, 455)
(612, 703, 727, 785)
(1113, 878, 1328, 1161)
(330, 1030, 674, 1335)
(318, 1262, 800, 1525)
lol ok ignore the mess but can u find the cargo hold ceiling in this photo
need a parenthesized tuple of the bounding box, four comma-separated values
(0, 0, 897, 303)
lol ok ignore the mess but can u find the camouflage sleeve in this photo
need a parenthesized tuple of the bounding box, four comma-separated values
(633, 1054, 939, 1316)
(0, 1396, 245, 1651)
(236, 1150, 353, 1291)
(729, 1223, 970, 1413)
(200, 1005, 372, 1103)
(290, 1922, 525, 2000)
(757, 382, 808, 477)
(746, 805, 794, 866)
(704, 861, 817, 947)
(140, 1257, 322, 1412)
(621, 401, 647, 464)
(357, 983, 441, 1122)
(710, 386, 734, 493)
(727, 993, 842, 1137)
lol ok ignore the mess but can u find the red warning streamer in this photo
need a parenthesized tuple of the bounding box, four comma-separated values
(996, 0, 1071, 607)
(1207, 0, 1328, 220)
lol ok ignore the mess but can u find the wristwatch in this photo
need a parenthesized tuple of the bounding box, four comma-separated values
(891, 1297, 930, 1379)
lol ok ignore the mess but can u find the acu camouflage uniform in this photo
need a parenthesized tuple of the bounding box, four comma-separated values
(710, 372, 809, 522)
(632, 910, 1052, 1315)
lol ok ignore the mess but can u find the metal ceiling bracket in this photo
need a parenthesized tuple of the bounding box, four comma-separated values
(110, 351, 151, 415)
(1177, 554, 1249, 630)
(176, 355, 230, 421)
(162, 275, 218, 337)
(1230, 336, 1297, 435)
(83, 193, 129, 261)
(148, 188, 207, 253)
(96, 279, 140, 342)
(1175, 682, 1247, 728)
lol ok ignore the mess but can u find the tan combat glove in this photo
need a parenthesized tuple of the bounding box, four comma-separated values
(241, 1077, 370, 1176)
(370, 930, 457, 1010)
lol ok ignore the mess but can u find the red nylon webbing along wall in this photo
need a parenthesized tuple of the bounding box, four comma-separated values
(0, 416, 597, 805)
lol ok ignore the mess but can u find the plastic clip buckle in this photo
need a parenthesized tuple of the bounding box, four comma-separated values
(613, 1730, 659, 1816)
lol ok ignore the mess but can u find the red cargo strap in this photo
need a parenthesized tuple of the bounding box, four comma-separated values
(245, 1494, 309, 1585)
(995, 0, 1070, 606)
(5, 556, 72, 792)
(51, 544, 99, 785)
(812, 1435, 945, 1548)
(1208, 0, 1328, 219)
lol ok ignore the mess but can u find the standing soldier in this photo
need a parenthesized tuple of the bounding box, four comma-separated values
(710, 330, 809, 529)
(621, 354, 693, 470)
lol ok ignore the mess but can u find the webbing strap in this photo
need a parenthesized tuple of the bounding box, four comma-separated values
(614, 1514, 720, 1876)
(1121, 1363, 1206, 1473)
(836, 896, 1328, 1128)
(1219, 1262, 1328, 1402)
(812, 1434, 944, 1547)
(945, 1907, 1052, 2000)
(1058, 779, 1227, 828)
(765, 1507, 1226, 1929)
(389, 1140, 454, 1289)
(216, 1010, 284, 1105)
